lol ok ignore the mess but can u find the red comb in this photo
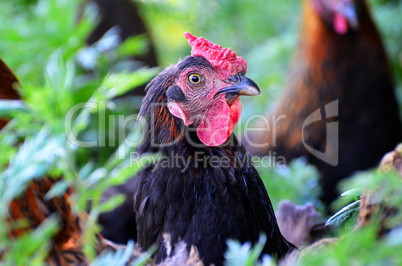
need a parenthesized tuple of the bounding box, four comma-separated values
(184, 32, 247, 77)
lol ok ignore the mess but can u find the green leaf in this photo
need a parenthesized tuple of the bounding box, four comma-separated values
(45, 180, 69, 199)
(325, 200, 361, 227)
(91, 240, 136, 266)
(0, 100, 28, 116)
(117, 34, 150, 58)
(132, 245, 156, 266)
(98, 194, 125, 214)
(3, 216, 59, 264)
(224, 234, 268, 266)
(98, 68, 159, 100)
(0, 128, 65, 217)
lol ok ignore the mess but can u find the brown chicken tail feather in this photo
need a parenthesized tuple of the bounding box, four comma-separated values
(7, 177, 106, 264)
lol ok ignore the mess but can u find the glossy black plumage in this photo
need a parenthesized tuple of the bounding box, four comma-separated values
(134, 56, 294, 265)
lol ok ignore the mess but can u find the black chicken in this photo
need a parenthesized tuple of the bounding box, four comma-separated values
(133, 33, 294, 265)
(244, 0, 402, 207)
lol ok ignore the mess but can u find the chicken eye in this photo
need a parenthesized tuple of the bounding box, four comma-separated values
(188, 73, 202, 85)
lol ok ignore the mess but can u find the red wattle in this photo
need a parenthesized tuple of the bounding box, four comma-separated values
(228, 97, 241, 134)
(197, 95, 241, 146)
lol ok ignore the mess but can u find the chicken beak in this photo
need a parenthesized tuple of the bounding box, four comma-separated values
(341, 1, 359, 30)
(215, 73, 261, 97)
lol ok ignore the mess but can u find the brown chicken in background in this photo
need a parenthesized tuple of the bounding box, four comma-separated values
(244, 0, 402, 207)
(0, 58, 108, 264)
(8, 179, 106, 264)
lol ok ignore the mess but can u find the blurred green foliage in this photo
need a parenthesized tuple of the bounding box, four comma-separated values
(0, 0, 401, 264)
(257, 158, 322, 211)
(225, 235, 273, 266)
(300, 224, 402, 265)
